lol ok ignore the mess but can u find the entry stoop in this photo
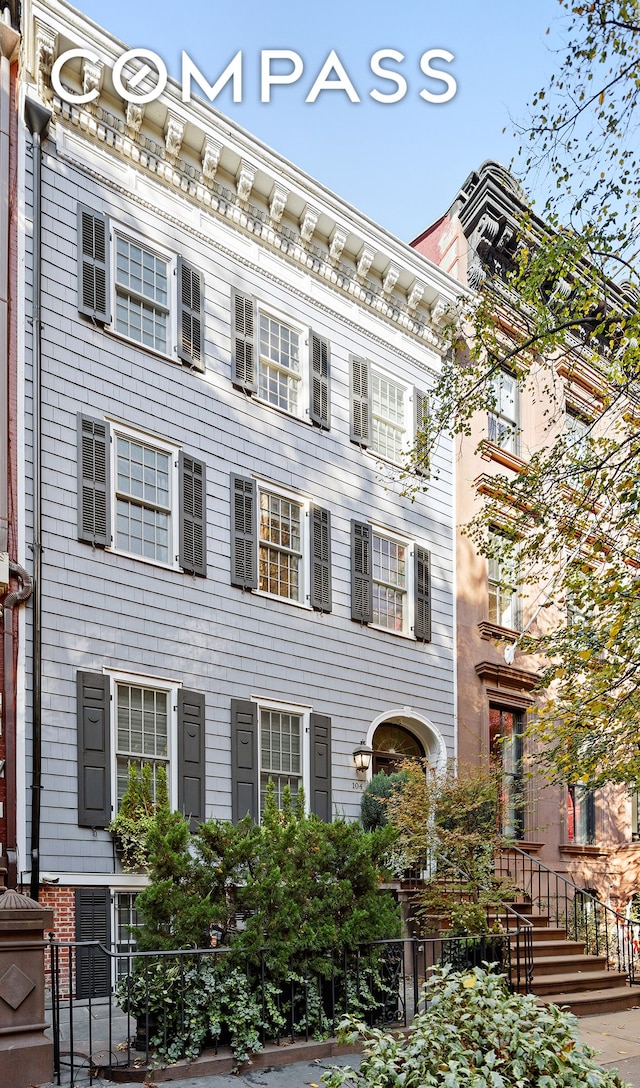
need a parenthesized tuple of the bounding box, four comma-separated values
(522, 916, 640, 1016)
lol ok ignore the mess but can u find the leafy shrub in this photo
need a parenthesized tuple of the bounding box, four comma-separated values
(109, 763, 169, 872)
(360, 771, 407, 831)
(323, 966, 630, 1088)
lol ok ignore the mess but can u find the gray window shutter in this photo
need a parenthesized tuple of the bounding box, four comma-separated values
(350, 356, 371, 445)
(178, 689, 206, 832)
(414, 546, 432, 642)
(231, 474, 258, 589)
(309, 331, 330, 429)
(310, 713, 332, 822)
(78, 414, 111, 547)
(231, 290, 257, 393)
(310, 506, 332, 613)
(177, 256, 205, 371)
(77, 671, 111, 828)
(179, 452, 207, 576)
(351, 521, 373, 623)
(75, 888, 111, 999)
(231, 699, 258, 823)
(414, 389, 430, 476)
(77, 205, 110, 323)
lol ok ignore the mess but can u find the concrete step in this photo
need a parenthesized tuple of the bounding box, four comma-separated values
(526, 970, 628, 997)
(537, 984, 640, 1017)
(529, 926, 570, 942)
(529, 954, 608, 977)
(530, 939, 587, 957)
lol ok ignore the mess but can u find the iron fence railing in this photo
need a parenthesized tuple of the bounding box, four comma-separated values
(47, 931, 533, 1086)
(499, 844, 640, 982)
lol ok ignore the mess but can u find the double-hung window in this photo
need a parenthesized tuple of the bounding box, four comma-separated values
(487, 532, 521, 630)
(231, 699, 332, 823)
(258, 488, 304, 602)
(563, 408, 589, 457)
(372, 532, 408, 633)
(488, 369, 519, 454)
(115, 680, 171, 809)
(114, 236, 170, 353)
(77, 205, 205, 370)
(350, 357, 426, 469)
(77, 672, 206, 831)
(231, 290, 330, 429)
(259, 705, 304, 812)
(567, 784, 596, 845)
(115, 432, 172, 564)
(78, 415, 207, 576)
(258, 312, 302, 414)
(231, 475, 332, 612)
(371, 372, 407, 463)
(351, 522, 431, 641)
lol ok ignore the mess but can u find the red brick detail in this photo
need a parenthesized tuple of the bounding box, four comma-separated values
(40, 885, 77, 998)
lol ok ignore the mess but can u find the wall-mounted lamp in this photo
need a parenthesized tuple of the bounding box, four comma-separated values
(353, 741, 373, 774)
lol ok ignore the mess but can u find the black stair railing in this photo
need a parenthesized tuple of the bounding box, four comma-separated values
(499, 843, 639, 983)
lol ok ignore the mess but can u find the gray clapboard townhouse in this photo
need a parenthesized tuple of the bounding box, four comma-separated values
(14, 0, 465, 970)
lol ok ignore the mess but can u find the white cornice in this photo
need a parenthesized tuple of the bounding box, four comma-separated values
(26, 0, 468, 348)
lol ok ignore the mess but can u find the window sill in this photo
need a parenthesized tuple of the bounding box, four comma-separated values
(254, 589, 312, 611)
(249, 393, 314, 428)
(105, 326, 183, 370)
(478, 621, 520, 643)
(480, 440, 526, 473)
(559, 844, 608, 857)
(369, 623, 415, 642)
(105, 546, 181, 574)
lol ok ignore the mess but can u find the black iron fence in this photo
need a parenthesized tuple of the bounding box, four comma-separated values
(499, 844, 640, 982)
(48, 930, 533, 1086)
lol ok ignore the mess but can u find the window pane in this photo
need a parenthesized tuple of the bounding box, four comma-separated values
(372, 534, 406, 630)
(260, 709, 302, 813)
(258, 314, 300, 412)
(258, 491, 302, 600)
(115, 237, 169, 351)
(372, 373, 405, 461)
(116, 685, 169, 811)
(116, 437, 171, 563)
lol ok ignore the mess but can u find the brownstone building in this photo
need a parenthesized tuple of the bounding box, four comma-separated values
(412, 159, 640, 914)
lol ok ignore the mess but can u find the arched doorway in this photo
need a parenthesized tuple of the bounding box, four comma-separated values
(371, 721, 425, 775)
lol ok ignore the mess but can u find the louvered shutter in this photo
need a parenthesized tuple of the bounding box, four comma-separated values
(77, 671, 111, 827)
(350, 356, 371, 445)
(178, 689, 206, 832)
(414, 389, 430, 476)
(75, 888, 111, 999)
(77, 205, 110, 322)
(177, 256, 205, 371)
(78, 415, 111, 547)
(414, 546, 432, 642)
(310, 506, 332, 613)
(309, 331, 330, 429)
(351, 521, 373, 623)
(310, 713, 332, 822)
(231, 699, 258, 823)
(230, 474, 258, 589)
(179, 452, 207, 576)
(231, 290, 257, 393)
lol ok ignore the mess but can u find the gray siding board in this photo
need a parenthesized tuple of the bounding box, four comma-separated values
(25, 149, 457, 873)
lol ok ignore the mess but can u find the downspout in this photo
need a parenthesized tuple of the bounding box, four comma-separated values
(3, 561, 32, 888)
(0, 8, 21, 890)
(24, 96, 50, 902)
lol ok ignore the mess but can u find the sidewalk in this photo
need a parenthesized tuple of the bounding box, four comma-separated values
(41, 1004, 640, 1088)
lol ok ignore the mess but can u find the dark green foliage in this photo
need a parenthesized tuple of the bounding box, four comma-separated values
(360, 772, 407, 831)
(123, 783, 401, 1063)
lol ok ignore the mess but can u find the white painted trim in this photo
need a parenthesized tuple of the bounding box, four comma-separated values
(107, 672, 178, 819)
(253, 698, 310, 813)
(364, 706, 448, 780)
(40, 872, 149, 888)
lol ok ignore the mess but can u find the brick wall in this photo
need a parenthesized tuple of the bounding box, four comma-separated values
(40, 884, 75, 997)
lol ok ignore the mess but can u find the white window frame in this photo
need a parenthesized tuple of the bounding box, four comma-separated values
(488, 369, 519, 455)
(255, 303, 309, 421)
(370, 364, 412, 466)
(487, 532, 521, 631)
(108, 223, 178, 361)
(254, 698, 310, 815)
(107, 670, 179, 818)
(108, 420, 180, 571)
(112, 890, 140, 979)
(370, 524, 415, 638)
(255, 479, 310, 608)
(563, 407, 590, 455)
